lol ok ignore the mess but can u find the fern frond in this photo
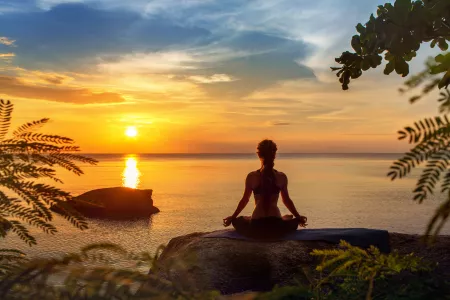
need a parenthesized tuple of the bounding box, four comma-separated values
(0, 100, 13, 141)
(0, 216, 12, 238)
(1, 180, 54, 221)
(0, 162, 61, 183)
(0, 100, 94, 246)
(15, 133, 74, 144)
(8, 220, 36, 246)
(12, 118, 49, 137)
(0, 243, 181, 300)
(51, 200, 88, 231)
(397, 116, 450, 144)
(388, 136, 450, 180)
(425, 196, 450, 238)
(0, 203, 57, 234)
(441, 169, 450, 193)
(413, 150, 450, 203)
(52, 152, 98, 165)
(438, 88, 450, 113)
(0, 249, 27, 277)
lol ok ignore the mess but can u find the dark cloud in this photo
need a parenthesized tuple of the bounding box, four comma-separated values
(0, 76, 125, 104)
(0, 3, 210, 71)
(180, 33, 315, 97)
(270, 121, 292, 126)
(0, 3, 315, 98)
(40, 75, 66, 85)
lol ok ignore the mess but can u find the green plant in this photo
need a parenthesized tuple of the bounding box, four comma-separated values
(332, 0, 450, 236)
(332, 0, 449, 91)
(256, 241, 446, 300)
(0, 242, 219, 300)
(0, 99, 97, 246)
(311, 241, 432, 300)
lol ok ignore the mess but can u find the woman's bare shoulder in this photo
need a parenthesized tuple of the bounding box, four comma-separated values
(246, 171, 259, 178)
(275, 171, 288, 182)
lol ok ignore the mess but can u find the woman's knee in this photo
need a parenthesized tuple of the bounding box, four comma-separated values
(283, 219, 299, 231)
(232, 216, 247, 227)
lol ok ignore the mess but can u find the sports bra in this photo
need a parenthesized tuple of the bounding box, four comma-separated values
(253, 169, 281, 195)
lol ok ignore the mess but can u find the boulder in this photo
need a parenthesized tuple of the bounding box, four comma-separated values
(154, 230, 450, 295)
(51, 187, 160, 219)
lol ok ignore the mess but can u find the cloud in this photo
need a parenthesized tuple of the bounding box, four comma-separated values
(15, 69, 74, 85)
(267, 121, 292, 126)
(0, 2, 316, 98)
(97, 52, 198, 74)
(0, 37, 15, 46)
(0, 3, 210, 71)
(189, 74, 234, 84)
(0, 53, 15, 58)
(0, 75, 125, 104)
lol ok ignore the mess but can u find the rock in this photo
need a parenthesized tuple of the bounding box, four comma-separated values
(51, 187, 160, 219)
(154, 230, 450, 295)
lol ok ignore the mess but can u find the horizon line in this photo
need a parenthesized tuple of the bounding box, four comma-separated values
(77, 152, 405, 155)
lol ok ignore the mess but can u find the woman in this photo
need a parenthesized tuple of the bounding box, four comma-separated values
(223, 139, 307, 239)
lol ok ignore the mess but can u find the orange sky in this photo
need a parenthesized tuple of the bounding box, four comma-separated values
(0, 1, 441, 153)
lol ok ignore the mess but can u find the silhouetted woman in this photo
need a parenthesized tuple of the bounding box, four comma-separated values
(223, 139, 307, 239)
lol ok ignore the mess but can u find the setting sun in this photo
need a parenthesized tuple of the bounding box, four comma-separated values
(125, 126, 138, 137)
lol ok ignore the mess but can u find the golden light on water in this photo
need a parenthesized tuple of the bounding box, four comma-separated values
(122, 156, 140, 188)
(125, 126, 138, 137)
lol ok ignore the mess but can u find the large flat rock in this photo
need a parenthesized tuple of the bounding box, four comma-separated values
(154, 230, 450, 294)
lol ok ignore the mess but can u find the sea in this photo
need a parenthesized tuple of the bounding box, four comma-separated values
(2, 153, 449, 263)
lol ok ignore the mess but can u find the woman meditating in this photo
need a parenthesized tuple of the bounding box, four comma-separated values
(223, 139, 307, 239)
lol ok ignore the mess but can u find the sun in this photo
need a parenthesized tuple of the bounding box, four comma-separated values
(125, 126, 138, 137)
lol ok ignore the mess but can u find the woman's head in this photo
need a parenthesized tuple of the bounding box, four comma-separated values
(257, 139, 277, 168)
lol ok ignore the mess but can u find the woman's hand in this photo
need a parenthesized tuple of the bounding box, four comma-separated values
(296, 215, 308, 228)
(223, 216, 234, 227)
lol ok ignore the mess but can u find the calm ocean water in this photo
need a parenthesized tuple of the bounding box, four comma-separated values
(2, 153, 449, 261)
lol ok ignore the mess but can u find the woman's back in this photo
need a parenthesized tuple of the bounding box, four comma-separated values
(250, 169, 286, 219)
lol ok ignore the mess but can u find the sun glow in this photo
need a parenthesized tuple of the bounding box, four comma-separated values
(125, 126, 138, 137)
(122, 156, 140, 189)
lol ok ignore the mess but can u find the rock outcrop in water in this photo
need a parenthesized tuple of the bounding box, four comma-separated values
(154, 230, 450, 295)
(51, 187, 160, 219)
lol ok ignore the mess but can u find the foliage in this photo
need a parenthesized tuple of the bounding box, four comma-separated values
(311, 240, 433, 300)
(256, 241, 448, 300)
(0, 249, 27, 277)
(400, 55, 450, 112)
(0, 99, 97, 246)
(332, 0, 450, 91)
(387, 115, 450, 235)
(0, 242, 219, 300)
(0, 99, 220, 299)
(332, 0, 450, 236)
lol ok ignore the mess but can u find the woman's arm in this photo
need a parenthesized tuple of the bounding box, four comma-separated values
(223, 173, 253, 226)
(280, 173, 307, 225)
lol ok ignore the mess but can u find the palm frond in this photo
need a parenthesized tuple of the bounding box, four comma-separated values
(389, 114, 450, 236)
(8, 220, 36, 246)
(14, 133, 73, 144)
(397, 116, 450, 144)
(0, 203, 57, 234)
(0, 100, 95, 246)
(0, 100, 13, 141)
(413, 150, 450, 203)
(426, 197, 450, 238)
(12, 118, 49, 137)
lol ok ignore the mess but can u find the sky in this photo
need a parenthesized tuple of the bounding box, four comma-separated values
(0, 0, 442, 153)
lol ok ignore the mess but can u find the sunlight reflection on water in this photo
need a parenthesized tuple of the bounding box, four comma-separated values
(122, 156, 140, 189)
(2, 154, 449, 264)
